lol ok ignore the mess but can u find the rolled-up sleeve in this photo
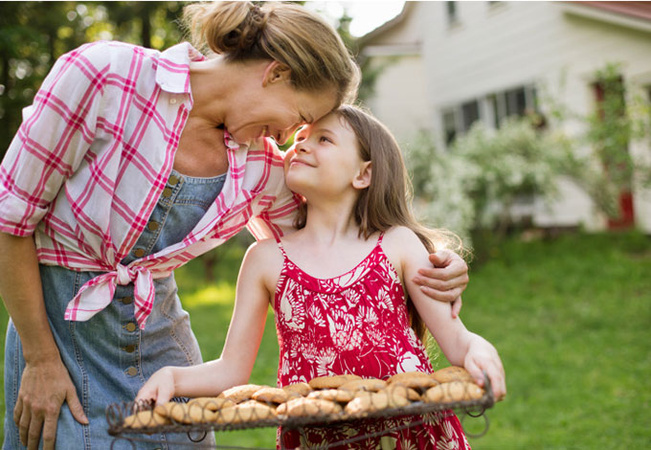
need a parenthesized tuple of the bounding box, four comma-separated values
(0, 42, 106, 236)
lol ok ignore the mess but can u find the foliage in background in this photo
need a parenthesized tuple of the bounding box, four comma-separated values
(405, 63, 651, 247)
(545, 63, 651, 219)
(0, 1, 185, 161)
(405, 116, 566, 247)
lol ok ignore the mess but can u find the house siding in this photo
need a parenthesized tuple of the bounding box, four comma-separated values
(360, 1, 651, 233)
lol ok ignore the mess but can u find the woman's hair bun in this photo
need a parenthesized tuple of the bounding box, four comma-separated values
(218, 3, 269, 55)
(183, 1, 269, 58)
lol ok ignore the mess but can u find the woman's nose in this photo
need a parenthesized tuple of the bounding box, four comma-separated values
(275, 128, 295, 146)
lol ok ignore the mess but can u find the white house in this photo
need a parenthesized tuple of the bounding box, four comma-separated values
(357, 1, 651, 233)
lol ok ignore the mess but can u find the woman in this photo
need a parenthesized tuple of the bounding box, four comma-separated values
(0, 2, 469, 449)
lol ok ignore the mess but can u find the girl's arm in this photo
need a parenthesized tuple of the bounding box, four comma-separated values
(384, 227, 506, 400)
(136, 241, 279, 405)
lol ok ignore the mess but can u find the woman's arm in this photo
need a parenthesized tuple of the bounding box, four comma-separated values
(384, 227, 506, 400)
(0, 232, 88, 450)
(137, 241, 278, 404)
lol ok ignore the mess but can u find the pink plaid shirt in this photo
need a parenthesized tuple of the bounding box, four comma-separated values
(0, 41, 300, 328)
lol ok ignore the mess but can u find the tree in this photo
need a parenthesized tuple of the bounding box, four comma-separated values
(0, 2, 185, 161)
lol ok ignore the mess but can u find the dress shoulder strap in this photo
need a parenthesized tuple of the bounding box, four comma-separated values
(275, 237, 288, 259)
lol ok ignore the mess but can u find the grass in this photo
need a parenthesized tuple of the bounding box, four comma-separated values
(1, 231, 650, 448)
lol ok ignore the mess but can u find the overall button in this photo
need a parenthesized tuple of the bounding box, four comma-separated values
(168, 174, 180, 186)
(125, 322, 137, 332)
(124, 344, 136, 353)
(119, 296, 133, 305)
(125, 367, 138, 377)
(147, 221, 160, 232)
(133, 248, 145, 258)
(161, 187, 173, 198)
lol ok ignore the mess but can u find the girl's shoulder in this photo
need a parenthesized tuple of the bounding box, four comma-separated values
(381, 226, 429, 274)
(243, 238, 284, 285)
(245, 238, 284, 264)
(383, 226, 424, 250)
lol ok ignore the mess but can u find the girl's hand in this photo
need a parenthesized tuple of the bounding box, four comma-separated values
(136, 367, 176, 406)
(413, 249, 469, 317)
(464, 336, 506, 402)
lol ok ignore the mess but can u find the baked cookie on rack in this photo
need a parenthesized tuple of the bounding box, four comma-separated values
(220, 384, 263, 404)
(277, 397, 343, 417)
(308, 374, 362, 390)
(431, 366, 474, 384)
(216, 400, 277, 424)
(123, 409, 170, 428)
(388, 371, 439, 390)
(339, 378, 387, 393)
(423, 381, 484, 403)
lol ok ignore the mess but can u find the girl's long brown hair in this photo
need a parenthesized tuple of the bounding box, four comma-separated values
(295, 105, 465, 341)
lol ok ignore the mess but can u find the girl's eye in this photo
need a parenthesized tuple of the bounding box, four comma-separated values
(319, 136, 332, 144)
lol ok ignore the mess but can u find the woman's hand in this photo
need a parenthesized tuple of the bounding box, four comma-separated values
(136, 367, 176, 407)
(412, 249, 469, 317)
(464, 335, 506, 402)
(15, 357, 87, 450)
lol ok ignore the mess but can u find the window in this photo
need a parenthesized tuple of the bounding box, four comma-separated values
(441, 84, 538, 147)
(461, 100, 480, 132)
(442, 109, 457, 145)
(506, 87, 528, 118)
(446, 1, 458, 25)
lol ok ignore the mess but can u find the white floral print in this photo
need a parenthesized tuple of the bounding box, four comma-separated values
(274, 235, 471, 449)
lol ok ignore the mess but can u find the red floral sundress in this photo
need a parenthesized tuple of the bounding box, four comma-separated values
(274, 234, 471, 449)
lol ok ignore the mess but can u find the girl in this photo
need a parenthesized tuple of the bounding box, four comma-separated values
(137, 105, 506, 449)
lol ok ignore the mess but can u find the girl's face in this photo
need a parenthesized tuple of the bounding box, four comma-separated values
(224, 62, 337, 146)
(284, 112, 370, 198)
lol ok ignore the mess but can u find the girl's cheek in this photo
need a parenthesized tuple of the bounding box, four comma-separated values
(283, 148, 296, 173)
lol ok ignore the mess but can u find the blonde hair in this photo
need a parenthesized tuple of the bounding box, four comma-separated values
(183, 1, 360, 106)
(295, 104, 465, 340)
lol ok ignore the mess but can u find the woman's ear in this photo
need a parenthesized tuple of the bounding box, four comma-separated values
(353, 161, 372, 190)
(262, 61, 291, 87)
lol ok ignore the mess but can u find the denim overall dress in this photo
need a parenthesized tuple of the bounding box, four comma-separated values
(4, 170, 226, 449)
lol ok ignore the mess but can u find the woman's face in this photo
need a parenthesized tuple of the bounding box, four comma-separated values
(224, 62, 337, 146)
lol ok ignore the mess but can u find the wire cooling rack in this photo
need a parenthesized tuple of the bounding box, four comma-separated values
(107, 374, 494, 449)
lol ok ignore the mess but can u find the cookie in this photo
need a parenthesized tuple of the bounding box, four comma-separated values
(339, 378, 387, 393)
(215, 400, 277, 424)
(344, 390, 410, 416)
(220, 384, 262, 404)
(123, 409, 170, 428)
(282, 382, 313, 397)
(431, 366, 474, 384)
(187, 397, 235, 411)
(279, 397, 343, 417)
(252, 387, 290, 404)
(308, 374, 362, 390)
(383, 385, 421, 402)
(307, 388, 354, 403)
(388, 371, 438, 390)
(423, 381, 484, 403)
(282, 382, 312, 397)
(156, 401, 218, 424)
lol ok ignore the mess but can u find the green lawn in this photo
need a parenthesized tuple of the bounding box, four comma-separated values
(1, 231, 650, 448)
